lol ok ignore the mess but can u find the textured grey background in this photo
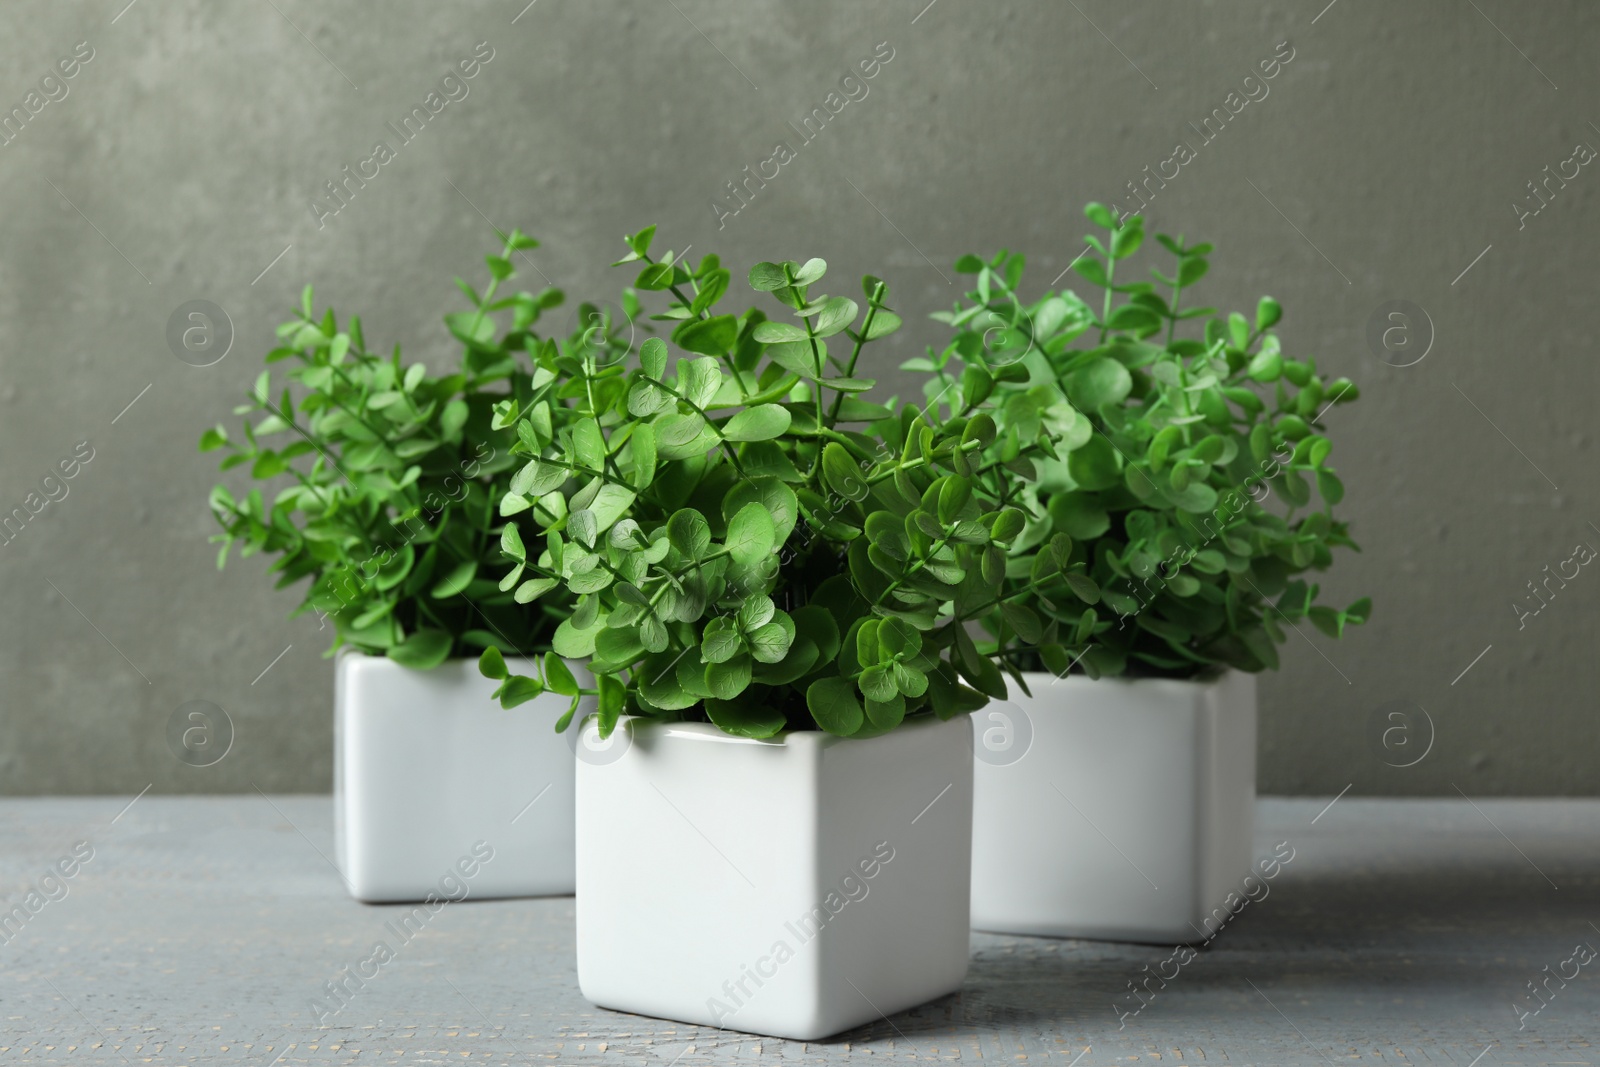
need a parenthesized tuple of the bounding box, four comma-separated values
(0, 1, 1595, 796)
(3, 796, 1596, 1063)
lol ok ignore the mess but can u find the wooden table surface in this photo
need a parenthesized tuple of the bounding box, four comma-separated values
(1, 796, 1596, 1066)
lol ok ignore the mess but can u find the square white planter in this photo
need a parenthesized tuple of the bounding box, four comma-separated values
(334, 652, 589, 903)
(575, 714, 973, 1041)
(970, 670, 1256, 944)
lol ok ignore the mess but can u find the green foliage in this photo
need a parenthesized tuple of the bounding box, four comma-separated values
(492, 227, 1061, 738)
(200, 230, 621, 666)
(926, 205, 1370, 681)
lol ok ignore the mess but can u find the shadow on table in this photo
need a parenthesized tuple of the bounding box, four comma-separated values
(829, 858, 1597, 1042)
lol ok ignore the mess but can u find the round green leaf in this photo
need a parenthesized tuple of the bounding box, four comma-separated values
(478, 646, 509, 680)
(705, 654, 753, 700)
(668, 509, 712, 559)
(706, 698, 787, 739)
(1067, 358, 1133, 411)
(389, 628, 453, 670)
(722, 404, 791, 442)
(748, 261, 789, 292)
(1067, 435, 1121, 491)
(806, 676, 865, 736)
(726, 502, 776, 565)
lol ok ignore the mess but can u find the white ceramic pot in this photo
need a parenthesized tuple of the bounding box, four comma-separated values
(334, 652, 589, 903)
(575, 713, 973, 1042)
(970, 670, 1256, 944)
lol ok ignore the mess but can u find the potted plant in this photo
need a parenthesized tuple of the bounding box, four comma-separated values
(919, 204, 1370, 943)
(483, 226, 1060, 1039)
(200, 231, 613, 903)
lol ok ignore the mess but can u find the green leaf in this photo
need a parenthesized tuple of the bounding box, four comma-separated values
(622, 225, 657, 260)
(807, 676, 865, 736)
(723, 404, 791, 441)
(1316, 469, 1345, 505)
(706, 698, 786, 739)
(702, 616, 744, 664)
(1067, 357, 1133, 410)
(678, 357, 722, 409)
(493, 675, 545, 709)
(748, 620, 794, 663)
(655, 412, 709, 459)
(792, 257, 827, 286)
(863, 310, 903, 340)
(766, 340, 826, 380)
(595, 624, 645, 667)
(572, 418, 606, 470)
(639, 653, 696, 710)
(675, 314, 738, 356)
(813, 296, 859, 338)
(957, 647, 1008, 700)
(726, 502, 776, 565)
(640, 337, 668, 379)
(543, 652, 580, 696)
(568, 510, 599, 548)
(1308, 605, 1342, 638)
(748, 261, 789, 291)
(705, 654, 753, 700)
(597, 674, 625, 722)
(892, 662, 928, 698)
(791, 605, 841, 665)
(588, 483, 636, 534)
(1247, 350, 1282, 382)
(821, 443, 867, 500)
(738, 596, 776, 630)
(864, 693, 906, 731)
(938, 476, 972, 524)
(389, 628, 453, 670)
(668, 509, 712, 559)
(1067, 435, 1121, 491)
(1065, 572, 1101, 604)
(1229, 311, 1251, 349)
(1256, 296, 1282, 331)
(1178, 256, 1209, 287)
(1000, 601, 1043, 643)
(431, 560, 477, 598)
(636, 262, 675, 290)
(1240, 625, 1280, 671)
(961, 365, 994, 408)
(1048, 492, 1110, 540)
(478, 646, 508, 680)
(859, 664, 897, 702)
(1111, 223, 1144, 260)
(630, 422, 657, 489)
(723, 477, 799, 549)
(500, 522, 526, 563)
(553, 616, 599, 658)
(752, 321, 808, 344)
(1073, 256, 1109, 288)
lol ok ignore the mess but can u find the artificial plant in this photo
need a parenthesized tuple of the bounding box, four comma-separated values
(201, 231, 624, 669)
(479, 226, 1081, 738)
(915, 203, 1370, 680)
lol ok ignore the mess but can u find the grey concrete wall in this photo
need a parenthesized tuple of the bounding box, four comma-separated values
(1, 1, 1595, 796)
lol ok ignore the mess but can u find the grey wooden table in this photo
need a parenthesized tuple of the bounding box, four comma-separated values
(1, 796, 1596, 1066)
